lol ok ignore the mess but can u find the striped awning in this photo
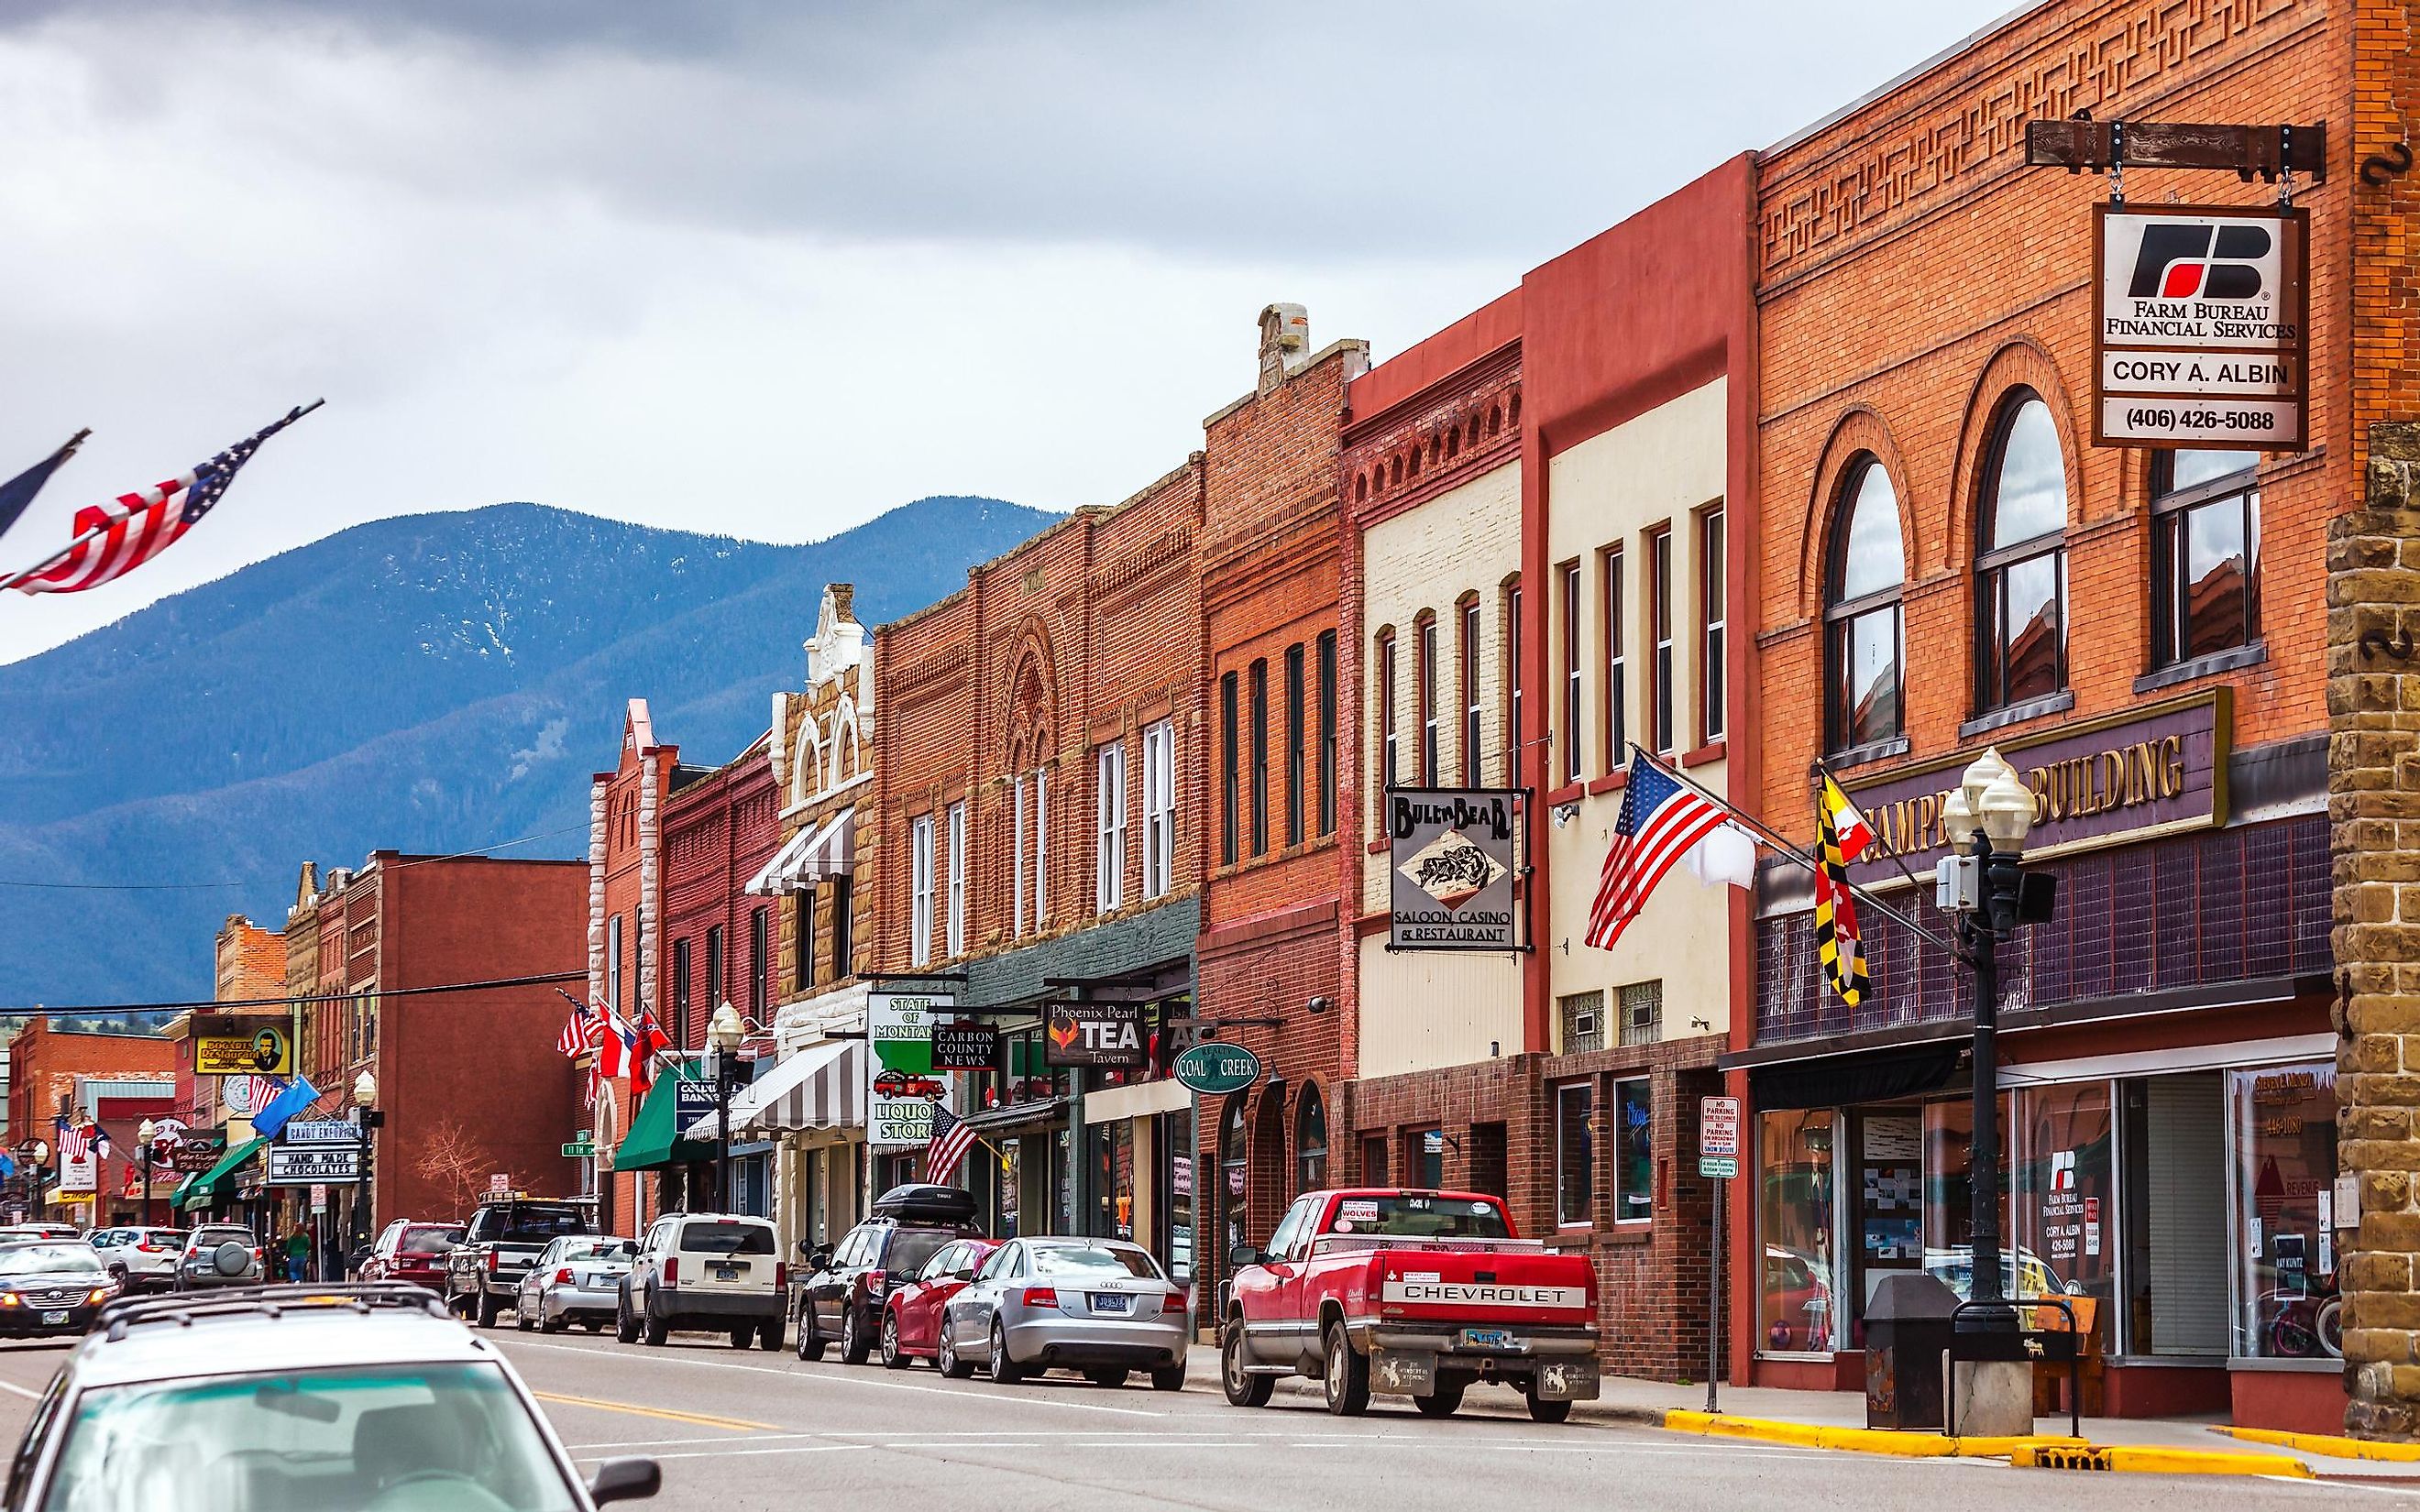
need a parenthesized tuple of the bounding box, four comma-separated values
(683, 1038, 864, 1139)
(744, 809, 856, 895)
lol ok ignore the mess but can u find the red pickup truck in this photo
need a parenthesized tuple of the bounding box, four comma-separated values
(1220, 1188, 1600, 1420)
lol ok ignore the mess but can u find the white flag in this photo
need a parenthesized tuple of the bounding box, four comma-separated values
(1686, 822, 1759, 890)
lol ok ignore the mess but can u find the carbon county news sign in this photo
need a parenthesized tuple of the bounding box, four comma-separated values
(1387, 788, 1519, 951)
(2094, 204, 2307, 450)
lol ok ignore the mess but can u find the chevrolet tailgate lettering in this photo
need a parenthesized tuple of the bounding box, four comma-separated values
(1381, 1279, 1588, 1309)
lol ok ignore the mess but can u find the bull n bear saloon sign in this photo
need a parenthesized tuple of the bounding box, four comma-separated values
(1388, 788, 1522, 951)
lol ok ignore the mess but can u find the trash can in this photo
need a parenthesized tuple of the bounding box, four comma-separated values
(1864, 1271, 1959, 1430)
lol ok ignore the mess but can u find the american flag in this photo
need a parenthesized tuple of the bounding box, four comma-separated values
(3, 402, 318, 596)
(54, 1118, 91, 1162)
(556, 999, 596, 1057)
(226, 1074, 284, 1118)
(924, 1104, 979, 1185)
(1587, 752, 1729, 952)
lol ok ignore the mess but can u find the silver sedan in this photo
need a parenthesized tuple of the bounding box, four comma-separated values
(515, 1235, 635, 1334)
(939, 1237, 1188, 1391)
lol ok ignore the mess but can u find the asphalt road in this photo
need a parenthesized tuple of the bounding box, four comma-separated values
(0, 1326, 2395, 1510)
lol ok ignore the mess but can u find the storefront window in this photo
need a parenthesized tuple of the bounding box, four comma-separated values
(1758, 1109, 1836, 1354)
(1555, 1082, 1592, 1227)
(1612, 1079, 1652, 1223)
(1295, 1089, 1327, 1192)
(2120, 1073, 2227, 1356)
(2012, 1083, 2113, 1326)
(1361, 1134, 1388, 1187)
(1409, 1128, 1445, 1190)
(2230, 1063, 2341, 1360)
(1915, 1096, 2009, 1307)
(1219, 1099, 1248, 1265)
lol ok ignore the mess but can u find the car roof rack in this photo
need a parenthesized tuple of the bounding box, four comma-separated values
(94, 1282, 450, 1342)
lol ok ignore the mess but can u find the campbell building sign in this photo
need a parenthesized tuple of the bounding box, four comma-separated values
(1388, 788, 1521, 951)
(1843, 691, 2230, 887)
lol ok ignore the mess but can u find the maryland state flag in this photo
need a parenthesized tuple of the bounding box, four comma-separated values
(1814, 773, 1873, 1007)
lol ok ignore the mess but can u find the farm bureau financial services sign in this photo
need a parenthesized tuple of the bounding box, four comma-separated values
(1842, 691, 2230, 889)
(2094, 204, 2307, 450)
(1388, 788, 1519, 951)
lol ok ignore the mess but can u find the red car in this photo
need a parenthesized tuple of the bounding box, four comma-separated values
(361, 1220, 467, 1290)
(880, 1237, 1000, 1369)
(871, 1071, 946, 1101)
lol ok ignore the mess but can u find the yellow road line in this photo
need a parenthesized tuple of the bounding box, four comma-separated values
(533, 1391, 779, 1433)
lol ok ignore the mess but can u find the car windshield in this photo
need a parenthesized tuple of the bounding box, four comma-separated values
(887, 1230, 954, 1277)
(38, 1361, 575, 1512)
(1324, 1195, 1512, 1239)
(0, 1246, 103, 1276)
(677, 1222, 774, 1255)
(400, 1229, 461, 1255)
(1029, 1245, 1160, 1280)
(500, 1209, 587, 1244)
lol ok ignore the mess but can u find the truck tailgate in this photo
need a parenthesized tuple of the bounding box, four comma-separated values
(1364, 1251, 1595, 1328)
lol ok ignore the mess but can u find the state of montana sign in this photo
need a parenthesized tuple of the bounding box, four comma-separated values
(1387, 788, 1521, 951)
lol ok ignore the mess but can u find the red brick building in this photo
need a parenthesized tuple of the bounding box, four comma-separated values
(1738, 0, 2348, 1430)
(586, 699, 687, 1233)
(4, 1022, 174, 1222)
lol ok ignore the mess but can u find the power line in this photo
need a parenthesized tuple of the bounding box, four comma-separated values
(0, 969, 585, 1019)
(0, 822, 590, 893)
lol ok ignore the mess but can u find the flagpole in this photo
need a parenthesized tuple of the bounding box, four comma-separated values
(1630, 744, 1960, 955)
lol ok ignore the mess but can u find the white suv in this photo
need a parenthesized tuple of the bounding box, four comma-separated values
(615, 1213, 786, 1352)
(88, 1227, 187, 1292)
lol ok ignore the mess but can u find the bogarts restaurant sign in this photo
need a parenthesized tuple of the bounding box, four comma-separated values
(1842, 691, 2231, 887)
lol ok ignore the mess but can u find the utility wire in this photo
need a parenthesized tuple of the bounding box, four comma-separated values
(0, 821, 589, 893)
(0, 969, 585, 1018)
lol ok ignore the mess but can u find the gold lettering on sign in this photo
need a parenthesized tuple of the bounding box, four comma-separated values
(1857, 732, 2196, 863)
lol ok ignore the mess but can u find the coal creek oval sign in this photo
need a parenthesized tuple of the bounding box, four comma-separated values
(1172, 1042, 1262, 1096)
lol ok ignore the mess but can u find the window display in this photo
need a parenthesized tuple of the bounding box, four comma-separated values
(2230, 1062, 2341, 1360)
(1613, 1079, 1653, 1223)
(1758, 1109, 1836, 1353)
(2012, 1082, 2114, 1339)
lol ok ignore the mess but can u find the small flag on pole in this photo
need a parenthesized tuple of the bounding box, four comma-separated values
(1819, 772, 1876, 861)
(54, 1118, 92, 1162)
(0, 432, 89, 546)
(556, 1000, 595, 1057)
(924, 1104, 979, 1184)
(1587, 752, 1728, 952)
(1814, 781, 1870, 1008)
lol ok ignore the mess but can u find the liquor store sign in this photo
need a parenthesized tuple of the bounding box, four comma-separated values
(2094, 205, 2306, 450)
(1842, 692, 2229, 887)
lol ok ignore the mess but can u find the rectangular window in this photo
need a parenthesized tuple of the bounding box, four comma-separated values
(1013, 774, 1028, 939)
(1417, 617, 1440, 784)
(607, 915, 623, 1017)
(1459, 599, 1482, 786)
(1503, 583, 1523, 789)
(1378, 633, 1399, 795)
(1219, 672, 1240, 867)
(1600, 547, 1626, 771)
(1284, 643, 1305, 847)
(1095, 742, 1127, 913)
(1618, 979, 1662, 1046)
(672, 938, 692, 1048)
(1759, 1109, 1837, 1353)
(1361, 1134, 1389, 1188)
(1649, 527, 1675, 753)
(909, 815, 935, 966)
(749, 905, 769, 1014)
(1557, 990, 1604, 1053)
(945, 802, 966, 957)
(830, 875, 853, 979)
(1558, 563, 1581, 783)
(2229, 1063, 2338, 1358)
(1248, 659, 1270, 857)
(1141, 719, 1175, 899)
(1700, 505, 1727, 744)
(1408, 1127, 1445, 1191)
(2152, 451, 2261, 668)
(794, 888, 816, 995)
(1314, 631, 1337, 836)
(1612, 1079, 1653, 1223)
(705, 925, 724, 1014)
(1031, 768, 1048, 930)
(1555, 1082, 1594, 1227)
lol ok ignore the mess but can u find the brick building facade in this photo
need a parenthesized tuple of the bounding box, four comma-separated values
(587, 699, 687, 1234)
(4, 1022, 174, 1223)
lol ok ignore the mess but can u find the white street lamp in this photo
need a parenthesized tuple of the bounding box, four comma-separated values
(1978, 767, 2039, 852)
(353, 1070, 378, 1109)
(708, 1003, 744, 1213)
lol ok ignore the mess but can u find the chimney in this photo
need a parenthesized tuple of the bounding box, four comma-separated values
(1257, 303, 1311, 394)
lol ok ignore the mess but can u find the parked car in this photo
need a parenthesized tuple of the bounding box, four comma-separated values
(444, 1197, 594, 1326)
(880, 1238, 1000, 1369)
(616, 1213, 785, 1351)
(87, 1226, 187, 1293)
(0, 1223, 82, 1243)
(172, 1224, 266, 1291)
(16, 1285, 660, 1509)
(797, 1183, 983, 1364)
(1224, 1189, 1600, 1420)
(938, 1236, 1187, 1390)
(361, 1220, 467, 1291)
(0, 1242, 120, 1338)
(517, 1235, 636, 1334)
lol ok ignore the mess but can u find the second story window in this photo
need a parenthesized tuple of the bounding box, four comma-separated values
(1284, 643, 1305, 847)
(910, 815, 935, 966)
(705, 924, 723, 1014)
(749, 905, 769, 1014)
(1013, 774, 1029, 938)
(1030, 768, 1048, 930)
(1975, 391, 2069, 712)
(1600, 548, 1626, 770)
(1558, 564, 1581, 783)
(1219, 672, 1240, 867)
(672, 937, 692, 1047)
(1826, 456, 1906, 751)
(1503, 581, 1523, 788)
(1249, 659, 1270, 856)
(1649, 526, 1675, 753)
(1458, 597, 1481, 786)
(1141, 719, 1175, 898)
(945, 801, 966, 956)
(1700, 504, 1726, 744)
(1377, 631, 1399, 794)
(1314, 631, 1337, 835)
(1095, 741, 1127, 913)
(607, 914, 623, 1017)
(831, 872, 853, 979)
(1416, 614, 1439, 785)
(2152, 449, 2261, 667)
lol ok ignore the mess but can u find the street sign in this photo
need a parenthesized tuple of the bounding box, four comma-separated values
(1699, 1155, 1739, 1179)
(266, 1145, 360, 1185)
(1172, 1042, 1261, 1096)
(1700, 1095, 1741, 1159)
(930, 1020, 999, 1071)
(2093, 204, 2307, 450)
(488, 1172, 512, 1197)
(196, 1024, 293, 1077)
(562, 1141, 594, 1158)
(281, 1120, 361, 1146)
(310, 1184, 328, 1213)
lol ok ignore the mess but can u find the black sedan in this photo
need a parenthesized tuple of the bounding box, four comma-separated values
(0, 1244, 120, 1338)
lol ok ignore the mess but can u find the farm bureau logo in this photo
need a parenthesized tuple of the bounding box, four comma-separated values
(2128, 222, 2271, 301)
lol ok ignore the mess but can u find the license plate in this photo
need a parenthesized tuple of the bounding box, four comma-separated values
(39, 1311, 66, 1326)
(1092, 1293, 1130, 1314)
(1462, 1328, 1514, 1350)
(582, 1273, 609, 1288)
(715, 1266, 738, 1281)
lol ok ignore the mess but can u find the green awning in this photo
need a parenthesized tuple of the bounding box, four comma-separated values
(175, 1135, 269, 1213)
(611, 1063, 716, 1172)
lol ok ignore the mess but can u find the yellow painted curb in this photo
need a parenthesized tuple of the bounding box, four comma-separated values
(2215, 1425, 2420, 1463)
(2010, 1441, 2311, 1478)
(1659, 1411, 2084, 1459)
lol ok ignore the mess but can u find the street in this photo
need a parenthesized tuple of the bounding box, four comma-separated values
(0, 1331, 2387, 1511)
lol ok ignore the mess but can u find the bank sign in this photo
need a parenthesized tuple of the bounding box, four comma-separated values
(2094, 205, 2306, 450)
(1387, 788, 1520, 951)
(868, 990, 954, 1150)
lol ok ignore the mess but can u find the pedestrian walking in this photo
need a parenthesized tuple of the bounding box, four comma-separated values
(283, 1225, 310, 1282)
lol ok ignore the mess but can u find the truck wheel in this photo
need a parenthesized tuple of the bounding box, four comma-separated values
(1222, 1319, 1271, 1408)
(642, 1291, 669, 1347)
(730, 1326, 754, 1349)
(1322, 1319, 1370, 1417)
(758, 1316, 785, 1352)
(1525, 1392, 1572, 1424)
(840, 1305, 873, 1365)
(477, 1292, 503, 1329)
(1414, 1381, 1465, 1418)
(615, 1296, 639, 1344)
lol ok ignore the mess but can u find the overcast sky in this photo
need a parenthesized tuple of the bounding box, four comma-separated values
(0, 0, 2024, 663)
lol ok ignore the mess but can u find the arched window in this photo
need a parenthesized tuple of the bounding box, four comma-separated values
(1295, 1085, 1327, 1192)
(1824, 456, 1905, 751)
(1974, 393, 2068, 711)
(793, 721, 822, 804)
(1219, 1096, 1249, 1263)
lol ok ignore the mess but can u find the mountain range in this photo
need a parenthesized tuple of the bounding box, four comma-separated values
(0, 497, 1055, 1008)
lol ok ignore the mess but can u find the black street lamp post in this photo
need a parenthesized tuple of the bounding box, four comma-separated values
(138, 1119, 158, 1228)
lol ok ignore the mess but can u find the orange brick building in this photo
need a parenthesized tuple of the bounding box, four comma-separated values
(1736, 0, 2356, 1431)
(4, 1021, 174, 1222)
